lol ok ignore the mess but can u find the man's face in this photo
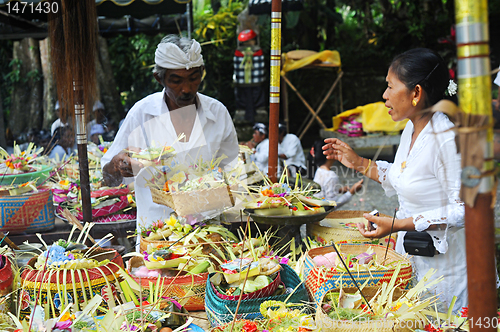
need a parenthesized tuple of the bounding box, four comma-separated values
(163, 67, 203, 110)
(253, 130, 265, 144)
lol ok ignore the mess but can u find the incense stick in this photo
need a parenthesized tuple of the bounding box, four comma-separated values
(383, 208, 397, 264)
(330, 242, 374, 314)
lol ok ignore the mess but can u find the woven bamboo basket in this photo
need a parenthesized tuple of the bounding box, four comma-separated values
(303, 244, 412, 306)
(127, 256, 207, 311)
(205, 264, 310, 328)
(307, 210, 397, 249)
(150, 185, 236, 216)
(19, 248, 123, 319)
(139, 236, 172, 253)
(315, 288, 423, 332)
(0, 187, 55, 234)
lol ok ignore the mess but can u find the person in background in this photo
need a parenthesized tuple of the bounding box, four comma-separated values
(48, 126, 74, 161)
(89, 124, 105, 145)
(312, 140, 363, 207)
(51, 101, 68, 137)
(87, 100, 108, 141)
(278, 123, 306, 177)
(323, 48, 466, 310)
(247, 123, 273, 175)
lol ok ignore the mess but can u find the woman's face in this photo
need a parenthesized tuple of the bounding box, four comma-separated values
(382, 68, 415, 122)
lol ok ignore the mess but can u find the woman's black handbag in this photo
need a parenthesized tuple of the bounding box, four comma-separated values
(403, 231, 436, 257)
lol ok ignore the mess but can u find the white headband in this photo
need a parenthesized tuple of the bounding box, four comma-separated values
(155, 40, 204, 70)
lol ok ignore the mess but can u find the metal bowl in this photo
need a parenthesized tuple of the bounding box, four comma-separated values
(243, 205, 335, 226)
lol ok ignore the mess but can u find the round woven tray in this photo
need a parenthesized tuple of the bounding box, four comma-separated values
(307, 210, 397, 248)
(150, 185, 236, 216)
(139, 236, 172, 253)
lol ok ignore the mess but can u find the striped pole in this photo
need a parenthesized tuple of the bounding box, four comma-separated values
(268, 0, 282, 183)
(456, 0, 497, 327)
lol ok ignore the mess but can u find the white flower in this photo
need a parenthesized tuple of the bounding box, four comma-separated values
(447, 80, 457, 96)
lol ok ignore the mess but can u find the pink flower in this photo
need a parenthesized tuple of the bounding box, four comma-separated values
(54, 320, 72, 329)
(279, 257, 289, 265)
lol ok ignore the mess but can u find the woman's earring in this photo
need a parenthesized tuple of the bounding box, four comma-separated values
(412, 100, 417, 107)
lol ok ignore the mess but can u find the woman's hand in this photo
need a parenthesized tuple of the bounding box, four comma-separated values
(356, 213, 414, 238)
(322, 138, 363, 170)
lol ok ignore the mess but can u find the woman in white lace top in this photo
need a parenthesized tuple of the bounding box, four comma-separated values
(323, 48, 467, 311)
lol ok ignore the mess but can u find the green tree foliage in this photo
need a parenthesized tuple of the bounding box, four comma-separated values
(193, 0, 245, 111)
(107, 34, 164, 109)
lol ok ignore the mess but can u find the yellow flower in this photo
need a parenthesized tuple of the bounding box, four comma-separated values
(127, 194, 134, 204)
(166, 215, 177, 227)
(59, 311, 72, 321)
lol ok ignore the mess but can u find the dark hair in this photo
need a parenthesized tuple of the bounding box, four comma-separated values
(313, 140, 327, 167)
(390, 48, 449, 107)
(278, 123, 287, 135)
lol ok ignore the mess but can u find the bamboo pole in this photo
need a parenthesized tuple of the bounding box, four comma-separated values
(455, 0, 497, 328)
(268, 0, 282, 183)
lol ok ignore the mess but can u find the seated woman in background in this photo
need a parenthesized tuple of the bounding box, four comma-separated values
(48, 126, 74, 161)
(312, 140, 363, 208)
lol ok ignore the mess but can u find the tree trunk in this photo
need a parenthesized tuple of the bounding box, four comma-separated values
(39, 38, 57, 131)
(0, 90, 7, 149)
(96, 36, 123, 126)
(9, 38, 43, 138)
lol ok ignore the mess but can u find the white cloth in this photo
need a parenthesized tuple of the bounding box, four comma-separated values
(51, 119, 67, 136)
(280, 133, 306, 170)
(250, 139, 282, 176)
(313, 167, 352, 207)
(101, 90, 238, 230)
(494, 65, 500, 86)
(155, 41, 204, 70)
(48, 145, 71, 161)
(376, 111, 467, 310)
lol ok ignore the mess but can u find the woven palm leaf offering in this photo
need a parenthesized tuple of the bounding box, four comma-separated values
(147, 154, 238, 216)
(303, 243, 412, 306)
(51, 165, 136, 223)
(17, 225, 126, 320)
(8, 273, 199, 332)
(129, 224, 280, 311)
(210, 300, 319, 332)
(204, 228, 310, 327)
(0, 143, 44, 176)
(307, 210, 397, 249)
(242, 172, 336, 226)
(125, 141, 177, 168)
(316, 267, 444, 332)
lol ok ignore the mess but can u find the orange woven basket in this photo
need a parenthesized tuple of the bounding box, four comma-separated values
(127, 256, 207, 311)
(303, 243, 412, 306)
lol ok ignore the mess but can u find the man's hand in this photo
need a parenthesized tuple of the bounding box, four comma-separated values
(279, 153, 287, 159)
(349, 179, 364, 194)
(245, 140, 256, 150)
(103, 147, 144, 186)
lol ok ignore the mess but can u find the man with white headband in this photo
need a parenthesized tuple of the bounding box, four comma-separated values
(101, 35, 238, 238)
